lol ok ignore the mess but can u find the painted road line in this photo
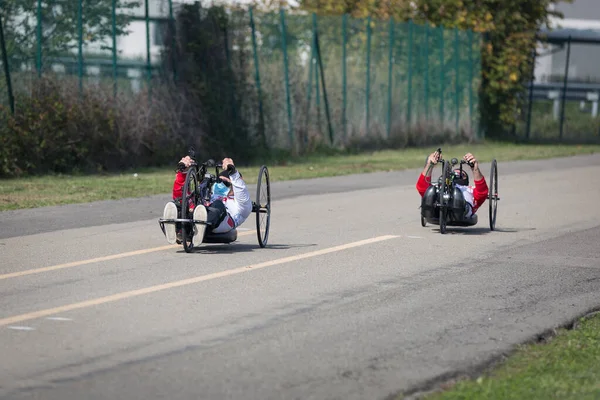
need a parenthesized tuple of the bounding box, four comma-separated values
(8, 326, 35, 331)
(0, 231, 255, 281)
(0, 235, 399, 327)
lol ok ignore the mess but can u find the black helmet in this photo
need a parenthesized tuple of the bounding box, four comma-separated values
(452, 169, 469, 186)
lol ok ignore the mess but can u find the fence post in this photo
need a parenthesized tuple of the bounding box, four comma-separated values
(342, 14, 347, 140)
(36, 0, 42, 77)
(314, 14, 334, 145)
(112, 0, 118, 98)
(145, 0, 152, 96)
(280, 9, 294, 149)
(0, 12, 14, 114)
(304, 31, 315, 147)
(439, 26, 444, 130)
(224, 26, 237, 128)
(365, 15, 372, 135)
(407, 20, 413, 128)
(387, 18, 394, 139)
(468, 30, 474, 137)
(559, 35, 571, 141)
(76, 0, 84, 96)
(424, 23, 430, 120)
(249, 7, 266, 148)
(454, 27, 459, 134)
(168, 0, 177, 82)
(525, 47, 536, 140)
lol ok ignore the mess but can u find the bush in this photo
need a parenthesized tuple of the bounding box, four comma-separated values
(0, 76, 192, 177)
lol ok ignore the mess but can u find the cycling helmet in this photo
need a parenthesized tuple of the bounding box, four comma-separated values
(452, 169, 469, 186)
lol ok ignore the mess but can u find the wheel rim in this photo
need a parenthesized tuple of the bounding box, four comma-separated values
(489, 160, 498, 230)
(256, 166, 271, 248)
(182, 168, 198, 253)
(439, 161, 449, 234)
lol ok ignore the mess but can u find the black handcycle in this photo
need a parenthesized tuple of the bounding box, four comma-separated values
(420, 148, 499, 234)
(159, 150, 271, 253)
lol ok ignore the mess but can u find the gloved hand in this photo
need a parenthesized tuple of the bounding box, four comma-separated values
(222, 157, 236, 174)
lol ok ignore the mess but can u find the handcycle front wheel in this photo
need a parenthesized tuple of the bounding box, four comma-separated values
(255, 165, 271, 248)
(489, 159, 499, 231)
(439, 160, 450, 234)
(181, 166, 199, 253)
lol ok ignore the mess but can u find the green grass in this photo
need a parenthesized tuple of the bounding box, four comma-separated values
(1, 141, 600, 211)
(412, 312, 600, 400)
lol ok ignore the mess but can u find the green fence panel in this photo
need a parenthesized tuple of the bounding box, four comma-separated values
(0, 4, 483, 149)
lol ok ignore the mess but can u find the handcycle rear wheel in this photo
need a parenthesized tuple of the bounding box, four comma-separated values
(256, 165, 271, 248)
(181, 166, 198, 253)
(439, 160, 450, 234)
(489, 159, 498, 231)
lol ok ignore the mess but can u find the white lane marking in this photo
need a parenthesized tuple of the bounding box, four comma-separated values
(0, 235, 399, 327)
(8, 326, 35, 331)
(407, 236, 423, 239)
(45, 317, 73, 321)
(0, 231, 255, 281)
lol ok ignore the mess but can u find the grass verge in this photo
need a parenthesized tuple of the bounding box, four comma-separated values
(1, 142, 600, 211)
(407, 311, 600, 400)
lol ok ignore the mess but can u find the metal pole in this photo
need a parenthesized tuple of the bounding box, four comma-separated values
(387, 18, 394, 139)
(78, 0, 84, 96)
(168, 0, 177, 82)
(407, 20, 413, 128)
(145, 0, 152, 96)
(439, 26, 444, 129)
(112, 0, 118, 98)
(424, 23, 430, 120)
(303, 33, 315, 147)
(342, 14, 347, 140)
(249, 7, 266, 148)
(36, 0, 42, 77)
(468, 30, 474, 137)
(454, 28, 459, 134)
(280, 9, 294, 149)
(559, 36, 571, 140)
(525, 48, 537, 140)
(0, 12, 15, 114)
(365, 15, 372, 135)
(314, 16, 334, 145)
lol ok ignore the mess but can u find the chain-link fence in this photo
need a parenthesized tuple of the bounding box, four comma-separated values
(0, 1, 483, 154)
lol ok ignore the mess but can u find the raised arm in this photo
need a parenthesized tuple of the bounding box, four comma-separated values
(416, 151, 441, 196)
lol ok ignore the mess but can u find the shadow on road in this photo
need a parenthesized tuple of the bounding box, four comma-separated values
(430, 226, 536, 235)
(179, 243, 317, 255)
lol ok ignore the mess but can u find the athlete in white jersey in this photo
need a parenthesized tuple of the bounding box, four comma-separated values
(162, 156, 252, 244)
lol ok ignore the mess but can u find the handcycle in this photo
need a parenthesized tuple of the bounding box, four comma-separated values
(420, 148, 499, 234)
(158, 149, 271, 253)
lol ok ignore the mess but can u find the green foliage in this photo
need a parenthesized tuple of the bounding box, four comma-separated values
(1, 0, 140, 62)
(0, 76, 185, 177)
(296, 0, 573, 137)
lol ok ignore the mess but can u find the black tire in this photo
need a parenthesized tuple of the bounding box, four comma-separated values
(181, 167, 198, 253)
(489, 159, 498, 231)
(421, 215, 426, 227)
(439, 160, 449, 234)
(256, 165, 271, 248)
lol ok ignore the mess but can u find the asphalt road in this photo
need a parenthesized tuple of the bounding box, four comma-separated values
(1, 154, 600, 400)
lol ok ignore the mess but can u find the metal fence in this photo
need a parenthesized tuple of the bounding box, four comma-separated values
(518, 30, 600, 143)
(0, 1, 483, 150)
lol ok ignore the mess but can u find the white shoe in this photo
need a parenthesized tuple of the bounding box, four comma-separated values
(162, 202, 178, 244)
(193, 205, 208, 244)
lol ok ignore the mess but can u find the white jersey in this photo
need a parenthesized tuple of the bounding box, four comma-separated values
(211, 171, 252, 232)
(456, 184, 475, 218)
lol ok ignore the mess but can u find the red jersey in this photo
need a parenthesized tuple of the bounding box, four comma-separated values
(416, 173, 489, 214)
